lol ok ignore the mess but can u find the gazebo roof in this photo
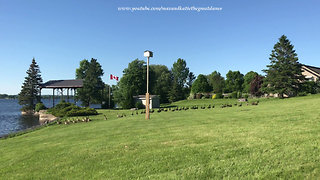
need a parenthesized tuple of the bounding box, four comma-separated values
(41, 79, 83, 88)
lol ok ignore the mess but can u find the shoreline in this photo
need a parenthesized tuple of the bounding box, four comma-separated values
(0, 110, 58, 140)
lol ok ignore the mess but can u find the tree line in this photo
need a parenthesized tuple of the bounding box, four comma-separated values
(18, 35, 320, 111)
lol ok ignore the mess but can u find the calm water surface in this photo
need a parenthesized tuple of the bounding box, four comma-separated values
(0, 99, 89, 137)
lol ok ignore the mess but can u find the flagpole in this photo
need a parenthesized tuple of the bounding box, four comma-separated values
(108, 84, 111, 109)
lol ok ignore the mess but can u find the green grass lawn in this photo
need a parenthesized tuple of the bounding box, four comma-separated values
(1, 95, 320, 179)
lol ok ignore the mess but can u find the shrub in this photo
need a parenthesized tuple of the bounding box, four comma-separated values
(215, 93, 223, 99)
(20, 105, 33, 112)
(35, 102, 47, 112)
(47, 101, 98, 117)
(297, 92, 307, 97)
(135, 101, 144, 109)
(195, 94, 203, 99)
(231, 92, 238, 99)
(204, 94, 211, 99)
(244, 94, 249, 99)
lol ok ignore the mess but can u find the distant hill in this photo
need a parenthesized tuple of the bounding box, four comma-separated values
(0, 94, 71, 99)
(0, 94, 17, 99)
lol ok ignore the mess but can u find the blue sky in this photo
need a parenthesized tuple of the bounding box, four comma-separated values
(0, 0, 319, 94)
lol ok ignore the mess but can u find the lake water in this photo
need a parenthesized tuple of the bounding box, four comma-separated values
(0, 99, 97, 137)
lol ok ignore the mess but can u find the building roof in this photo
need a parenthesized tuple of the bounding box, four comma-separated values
(133, 95, 159, 99)
(302, 64, 320, 77)
(41, 79, 84, 88)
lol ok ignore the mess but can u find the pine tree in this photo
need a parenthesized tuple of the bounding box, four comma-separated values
(18, 58, 43, 111)
(262, 35, 305, 98)
(76, 58, 104, 107)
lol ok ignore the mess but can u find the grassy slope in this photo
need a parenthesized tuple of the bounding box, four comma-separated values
(1, 95, 320, 179)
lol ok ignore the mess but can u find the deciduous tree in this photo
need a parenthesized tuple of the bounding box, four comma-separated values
(250, 75, 264, 97)
(191, 74, 211, 93)
(243, 71, 258, 93)
(150, 65, 171, 103)
(225, 70, 244, 93)
(113, 59, 146, 108)
(169, 58, 190, 101)
(207, 71, 225, 93)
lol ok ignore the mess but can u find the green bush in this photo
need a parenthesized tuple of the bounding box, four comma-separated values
(35, 102, 47, 112)
(135, 101, 144, 109)
(298, 92, 307, 97)
(231, 92, 238, 99)
(47, 101, 98, 117)
(244, 94, 249, 99)
(215, 93, 224, 99)
(20, 105, 33, 112)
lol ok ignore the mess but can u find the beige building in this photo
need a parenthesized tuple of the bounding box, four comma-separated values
(301, 64, 320, 81)
(133, 95, 160, 109)
(267, 64, 319, 98)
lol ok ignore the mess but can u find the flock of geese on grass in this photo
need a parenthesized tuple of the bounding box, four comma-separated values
(116, 101, 260, 118)
(56, 101, 260, 123)
(57, 116, 92, 125)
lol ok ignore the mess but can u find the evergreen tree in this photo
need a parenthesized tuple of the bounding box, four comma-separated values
(262, 35, 305, 98)
(76, 58, 104, 107)
(18, 58, 43, 111)
(186, 72, 196, 89)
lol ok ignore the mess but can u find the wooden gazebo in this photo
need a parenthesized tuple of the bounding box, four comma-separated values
(40, 79, 83, 106)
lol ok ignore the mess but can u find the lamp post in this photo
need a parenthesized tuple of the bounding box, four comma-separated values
(144, 50, 153, 120)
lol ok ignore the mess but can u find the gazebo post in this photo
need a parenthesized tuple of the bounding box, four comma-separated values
(74, 88, 77, 105)
(61, 88, 63, 101)
(67, 88, 69, 102)
(53, 88, 55, 107)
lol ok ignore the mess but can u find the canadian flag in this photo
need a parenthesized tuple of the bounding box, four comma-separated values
(110, 74, 119, 81)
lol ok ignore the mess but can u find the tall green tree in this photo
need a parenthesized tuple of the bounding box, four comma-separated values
(169, 58, 190, 101)
(171, 58, 189, 87)
(18, 58, 43, 111)
(76, 58, 104, 107)
(243, 71, 259, 93)
(168, 81, 184, 103)
(207, 71, 225, 93)
(113, 59, 146, 108)
(250, 75, 264, 97)
(225, 70, 244, 93)
(191, 74, 211, 93)
(262, 35, 305, 98)
(150, 65, 171, 103)
(186, 72, 196, 89)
